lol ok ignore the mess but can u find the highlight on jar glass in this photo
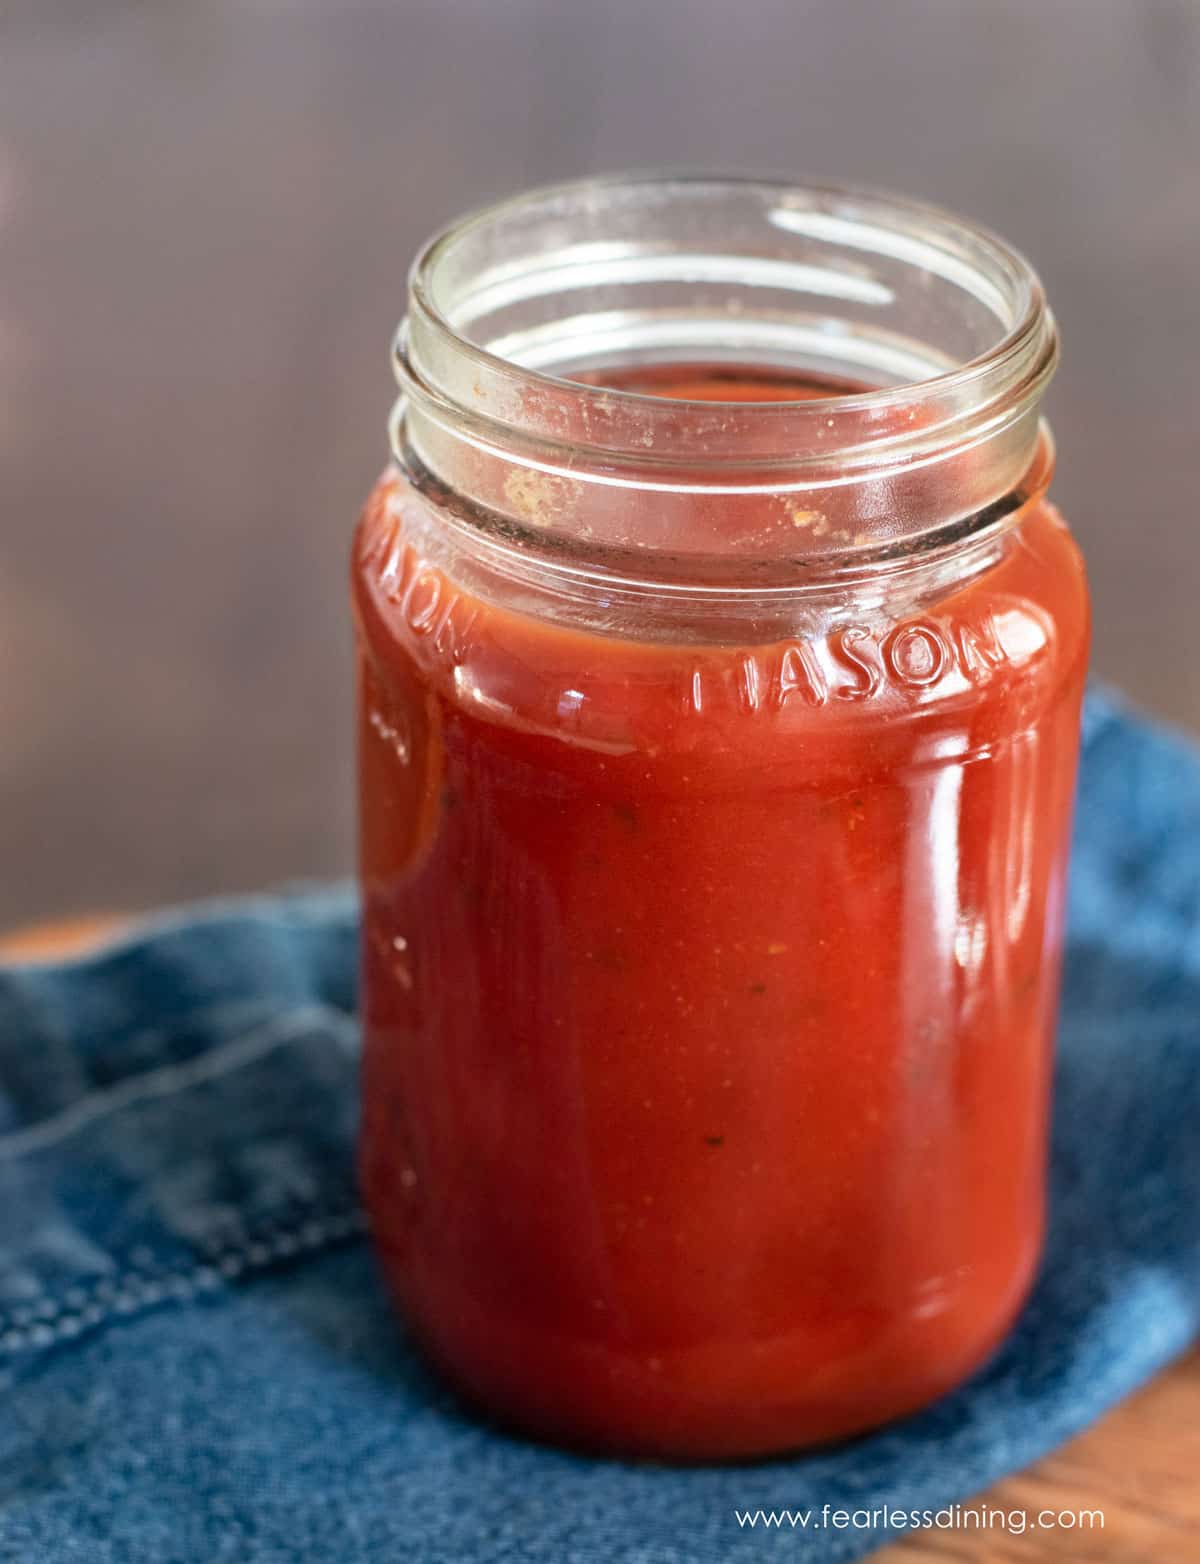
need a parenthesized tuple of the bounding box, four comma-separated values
(351, 174, 1090, 1460)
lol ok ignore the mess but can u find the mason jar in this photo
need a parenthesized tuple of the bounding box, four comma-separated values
(352, 175, 1089, 1459)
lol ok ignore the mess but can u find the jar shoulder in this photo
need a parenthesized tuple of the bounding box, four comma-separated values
(352, 474, 1089, 772)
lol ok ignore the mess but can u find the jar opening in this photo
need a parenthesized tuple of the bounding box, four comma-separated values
(393, 173, 1057, 578)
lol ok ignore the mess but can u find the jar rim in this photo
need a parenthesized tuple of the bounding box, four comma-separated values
(392, 172, 1058, 577)
(405, 171, 1053, 426)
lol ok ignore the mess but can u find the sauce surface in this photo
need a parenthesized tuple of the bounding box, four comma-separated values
(572, 361, 868, 400)
(353, 366, 1089, 1457)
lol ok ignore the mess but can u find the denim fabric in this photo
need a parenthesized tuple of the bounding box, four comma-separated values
(1, 689, 1197, 1563)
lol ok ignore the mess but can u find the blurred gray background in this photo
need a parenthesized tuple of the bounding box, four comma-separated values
(2, 0, 1198, 930)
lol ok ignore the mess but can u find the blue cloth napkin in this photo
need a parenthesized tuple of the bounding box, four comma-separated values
(1, 689, 1198, 1564)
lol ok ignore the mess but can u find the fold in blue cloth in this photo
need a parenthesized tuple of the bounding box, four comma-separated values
(1, 689, 1198, 1564)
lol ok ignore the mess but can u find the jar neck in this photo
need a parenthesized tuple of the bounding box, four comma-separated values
(390, 174, 1058, 591)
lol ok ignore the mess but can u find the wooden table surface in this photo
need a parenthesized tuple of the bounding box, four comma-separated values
(3, 914, 1195, 1561)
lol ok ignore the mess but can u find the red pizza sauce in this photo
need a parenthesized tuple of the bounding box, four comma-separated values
(353, 360, 1088, 1459)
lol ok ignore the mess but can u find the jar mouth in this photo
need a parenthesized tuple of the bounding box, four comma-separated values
(392, 173, 1057, 573)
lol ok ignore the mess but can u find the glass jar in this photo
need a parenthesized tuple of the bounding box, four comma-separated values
(352, 175, 1089, 1459)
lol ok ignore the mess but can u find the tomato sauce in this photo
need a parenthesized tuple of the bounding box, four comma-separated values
(353, 365, 1089, 1458)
